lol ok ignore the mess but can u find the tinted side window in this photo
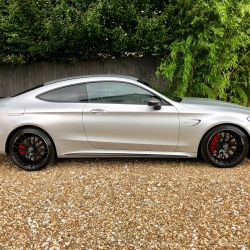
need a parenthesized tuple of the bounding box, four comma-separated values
(86, 81, 153, 104)
(38, 84, 88, 102)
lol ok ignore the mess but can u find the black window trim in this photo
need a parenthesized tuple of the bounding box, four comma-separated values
(36, 80, 172, 106)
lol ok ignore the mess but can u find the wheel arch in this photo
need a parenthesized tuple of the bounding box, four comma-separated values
(5, 125, 58, 157)
(198, 123, 250, 158)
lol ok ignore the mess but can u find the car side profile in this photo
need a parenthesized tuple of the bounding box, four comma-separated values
(0, 75, 250, 171)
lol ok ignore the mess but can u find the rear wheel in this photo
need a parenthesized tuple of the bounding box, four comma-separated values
(201, 125, 248, 168)
(9, 128, 55, 171)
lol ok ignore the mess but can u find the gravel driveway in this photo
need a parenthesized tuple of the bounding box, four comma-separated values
(0, 155, 250, 249)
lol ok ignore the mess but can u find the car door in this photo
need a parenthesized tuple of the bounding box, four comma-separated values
(82, 81, 179, 152)
(37, 83, 88, 143)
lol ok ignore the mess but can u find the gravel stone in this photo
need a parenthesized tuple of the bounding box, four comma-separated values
(0, 155, 250, 249)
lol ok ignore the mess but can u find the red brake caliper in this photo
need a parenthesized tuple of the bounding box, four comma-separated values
(209, 134, 219, 153)
(18, 143, 26, 155)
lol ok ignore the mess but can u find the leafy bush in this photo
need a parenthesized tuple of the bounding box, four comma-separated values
(158, 0, 250, 105)
(0, 0, 167, 63)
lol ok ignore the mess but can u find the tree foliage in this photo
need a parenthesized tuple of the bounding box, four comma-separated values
(0, 0, 249, 105)
(158, 0, 250, 105)
(0, 0, 167, 63)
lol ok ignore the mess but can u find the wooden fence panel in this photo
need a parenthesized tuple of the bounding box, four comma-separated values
(0, 56, 167, 97)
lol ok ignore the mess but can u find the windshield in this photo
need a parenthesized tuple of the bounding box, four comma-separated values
(137, 79, 151, 87)
(137, 79, 182, 102)
(171, 96, 182, 102)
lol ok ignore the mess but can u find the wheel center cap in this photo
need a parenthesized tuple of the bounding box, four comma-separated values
(222, 143, 229, 151)
(28, 146, 34, 153)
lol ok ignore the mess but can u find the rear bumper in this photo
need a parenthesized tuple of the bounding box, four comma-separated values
(0, 123, 12, 154)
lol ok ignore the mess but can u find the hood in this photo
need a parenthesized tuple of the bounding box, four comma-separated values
(180, 97, 250, 112)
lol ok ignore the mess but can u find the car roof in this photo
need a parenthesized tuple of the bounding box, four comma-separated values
(44, 75, 138, 86)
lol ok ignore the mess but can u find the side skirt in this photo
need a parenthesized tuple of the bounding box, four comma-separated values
(63, 151, 197, 158)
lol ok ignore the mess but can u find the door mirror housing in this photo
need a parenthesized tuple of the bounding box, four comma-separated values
(148, 97, 162, 110)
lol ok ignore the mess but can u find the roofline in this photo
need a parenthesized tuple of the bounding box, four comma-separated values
(44, 75, 138, 86)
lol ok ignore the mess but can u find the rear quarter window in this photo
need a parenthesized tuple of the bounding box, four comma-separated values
(38, 84, 88, 102)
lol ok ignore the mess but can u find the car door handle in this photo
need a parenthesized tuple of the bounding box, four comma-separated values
(90, 109, 107, 114)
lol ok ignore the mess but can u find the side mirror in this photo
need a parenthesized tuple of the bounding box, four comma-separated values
(148, 97, 162, 110)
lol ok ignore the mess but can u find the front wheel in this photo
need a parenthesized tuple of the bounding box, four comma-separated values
(9, 128, 55, 171)
(201, 125, 248, 168)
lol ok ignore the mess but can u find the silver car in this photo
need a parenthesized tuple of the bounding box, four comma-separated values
(0, 75, 249, 171)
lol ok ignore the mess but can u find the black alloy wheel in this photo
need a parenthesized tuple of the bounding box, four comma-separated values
(9, 128, 55, 171)
(201, 125, 248, 168)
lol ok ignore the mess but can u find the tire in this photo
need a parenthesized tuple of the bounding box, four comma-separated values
(9, 128, 55, 171)
(201, 125, 248, 168)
